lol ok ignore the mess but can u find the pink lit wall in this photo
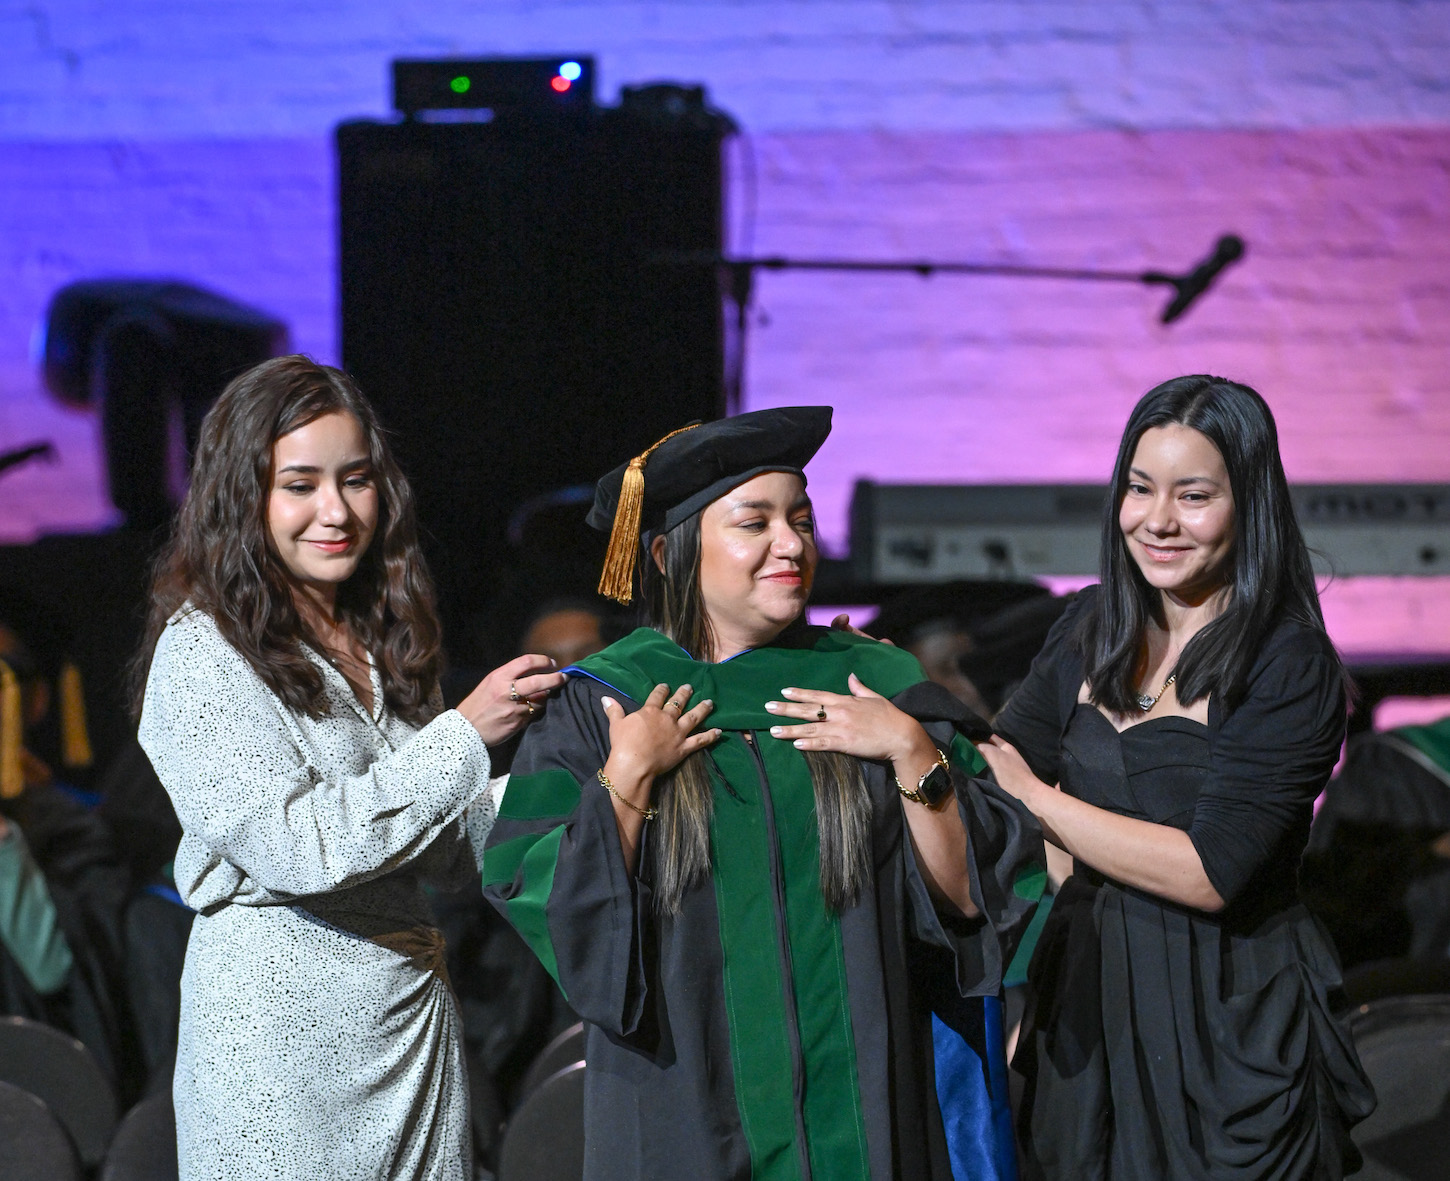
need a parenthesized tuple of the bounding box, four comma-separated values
(3, 2, 1449, 653)
(738, 126, 1450, 653)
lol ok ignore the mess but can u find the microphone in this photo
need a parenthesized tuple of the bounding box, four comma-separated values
(1148, 235, 1245, 324)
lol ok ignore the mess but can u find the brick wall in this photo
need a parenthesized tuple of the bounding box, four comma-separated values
(3, 0, 1449, 651)
(6, 2, 1449, 136)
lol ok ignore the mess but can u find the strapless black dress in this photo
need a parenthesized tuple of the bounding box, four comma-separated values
(1014, 705, 1374, 1180)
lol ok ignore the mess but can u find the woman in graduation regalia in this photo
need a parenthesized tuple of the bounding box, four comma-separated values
(483, 407, 1044, 1181)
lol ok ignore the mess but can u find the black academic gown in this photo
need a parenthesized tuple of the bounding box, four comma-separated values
(484, 626, 1043, 1181)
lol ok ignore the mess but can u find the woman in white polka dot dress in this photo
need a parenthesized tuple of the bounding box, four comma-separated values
(136, 355, 563, 1180)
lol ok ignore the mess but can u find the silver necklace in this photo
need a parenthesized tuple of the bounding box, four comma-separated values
(1137, 672, 1176, 712)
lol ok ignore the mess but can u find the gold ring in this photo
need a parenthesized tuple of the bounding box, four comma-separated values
(509, 682, 520, 703)
(665, 700, 683, 714)
(525, 700, 536, 716)
(817, 709, 827, 722)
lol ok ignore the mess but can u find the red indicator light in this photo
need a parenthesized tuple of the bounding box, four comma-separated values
(550, 75, 571, 92)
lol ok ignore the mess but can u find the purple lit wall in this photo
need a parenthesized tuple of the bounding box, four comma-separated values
(3, 2, 1449, 653)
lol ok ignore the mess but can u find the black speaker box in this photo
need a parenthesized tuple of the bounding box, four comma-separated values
(337, 102, 727, 655)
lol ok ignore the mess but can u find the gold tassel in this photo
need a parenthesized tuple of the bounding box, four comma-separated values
(597, 423, 704, 605)
(58, 661, 92, 770)
(0, 660, 21, 800)
(597, 457, 648, 604)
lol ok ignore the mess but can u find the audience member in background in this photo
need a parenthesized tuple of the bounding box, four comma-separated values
(517, 597, 613, 670)
(134, 356, 564, 1180)
(90, 707, 192, 1093)
(0, 590, 131, 1091)
(89, 731, 195, 1093)
(983, 376, 1376, 1179)
(88, 728, 195, 1096)
(867, 581, 1050, 718)
(443, 596, 623, 712)
(956, 594, 1072, 719)
(1302, 713, 1450, 970)
(451, 485, 610, 676)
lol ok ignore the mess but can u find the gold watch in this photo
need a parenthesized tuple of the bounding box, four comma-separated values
(896, 748, 952, 807)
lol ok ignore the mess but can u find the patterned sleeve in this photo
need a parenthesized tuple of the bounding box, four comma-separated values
(138, 611, 491, 899)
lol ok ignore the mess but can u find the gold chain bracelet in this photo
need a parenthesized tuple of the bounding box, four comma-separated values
(894, 748, 951, 805)
(597, 768, 658, 821)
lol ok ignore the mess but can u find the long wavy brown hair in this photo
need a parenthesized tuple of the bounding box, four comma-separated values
(131, 355, 441, 725)
(640, 511, 871, 915)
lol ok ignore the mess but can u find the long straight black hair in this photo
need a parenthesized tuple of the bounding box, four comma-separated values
(1082, 375, 1331, 713)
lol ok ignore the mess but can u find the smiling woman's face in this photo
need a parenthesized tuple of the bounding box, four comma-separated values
(694, 471, 817, 659)
(266, 411, 379, 604)
(1117, 424, 1236, 607)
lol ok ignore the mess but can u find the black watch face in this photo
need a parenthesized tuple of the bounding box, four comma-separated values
(918, 763, 953, 806)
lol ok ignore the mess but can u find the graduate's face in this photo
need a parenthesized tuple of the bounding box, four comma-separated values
(266, 411, 379, 604)
(1118, 424, 1236, 606)
(695, 472, 817, 656)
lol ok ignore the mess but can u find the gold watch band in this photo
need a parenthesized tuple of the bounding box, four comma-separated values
(895, 748, 951, 806)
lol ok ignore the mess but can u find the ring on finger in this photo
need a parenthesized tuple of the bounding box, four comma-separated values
(817, 708, 827, 722)
(525, 700, 536, 716)
(509, 682, 520, 703)
(664, 700, 683, 714)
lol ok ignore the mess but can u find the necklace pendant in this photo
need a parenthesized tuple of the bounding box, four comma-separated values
(1137, 694, 1156, 712)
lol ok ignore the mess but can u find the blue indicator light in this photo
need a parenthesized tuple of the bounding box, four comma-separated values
(559, 61, 582, 82)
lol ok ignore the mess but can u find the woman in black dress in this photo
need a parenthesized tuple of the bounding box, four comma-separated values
(981, 375, 1375, 1179)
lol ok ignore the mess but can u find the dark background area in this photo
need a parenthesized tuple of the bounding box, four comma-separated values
(338, 101, 729, 662)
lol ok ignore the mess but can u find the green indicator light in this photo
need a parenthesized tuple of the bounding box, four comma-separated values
(450, 76, 471, 94)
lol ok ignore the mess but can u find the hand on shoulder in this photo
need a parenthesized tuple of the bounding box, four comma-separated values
(457, 654, 567, 747)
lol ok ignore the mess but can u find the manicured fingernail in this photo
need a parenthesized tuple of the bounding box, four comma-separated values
(770, 726, 783, 735)
(764, 702, 779, 712)
(601, 696, 615, 708)
(793, 739, 806, 748)
(781, 687, 795, 697)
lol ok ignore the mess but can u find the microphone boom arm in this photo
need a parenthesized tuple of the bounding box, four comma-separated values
(655, 233, 1246, 325)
